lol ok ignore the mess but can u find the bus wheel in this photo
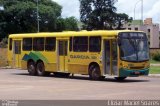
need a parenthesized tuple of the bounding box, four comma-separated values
(89, 65, 101, 80)
(27, 61, 36, 76)
(36, 61, 49, 76)
(115, 77, 127, 81)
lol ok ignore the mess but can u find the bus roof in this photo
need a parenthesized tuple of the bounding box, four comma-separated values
(9, 30, 144, 38)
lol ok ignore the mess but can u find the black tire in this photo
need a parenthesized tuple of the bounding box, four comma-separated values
(115, 77, 127, 81)
(36, 61, 50, 76)
(89, 65, 101, 80)
(100, 76, 105, 80)
(27, 61, 36, 76)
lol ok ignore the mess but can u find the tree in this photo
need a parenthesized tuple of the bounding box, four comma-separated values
(114, 13, 133, 30)
(63, 17, 78, 31)
(56, 18, 65, 32)
(0, 0, 62, 40)
(56, 17, 78, 31)
(79, 0, 132, 30)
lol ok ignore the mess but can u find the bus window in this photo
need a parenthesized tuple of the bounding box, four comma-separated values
(73, 37, 88, 52)
(9, 38, 12, 50)
(14, 41, 21, 54)
(45, 37, 56, 51)
(33, 38, 44, 51)
(69, 37, 72, 51)
(89, 36, 101, 52)
(23, 38, 32, 51)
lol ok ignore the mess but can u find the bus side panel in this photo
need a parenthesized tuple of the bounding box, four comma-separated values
(21, 60, 27, 69)
(21, 51, 30, 70)
(68, 52, 102, 75)
(43, 52, 57, 72)
(8, 38, 11, 67)
(8, 50, 13, 67)
(21, 51, 58, 72)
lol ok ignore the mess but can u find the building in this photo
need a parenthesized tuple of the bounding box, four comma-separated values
(124, 18, 159, 48)
(144, 18, 153, 25)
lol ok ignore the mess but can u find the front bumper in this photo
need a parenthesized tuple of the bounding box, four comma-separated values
(119, 68, 149, 77)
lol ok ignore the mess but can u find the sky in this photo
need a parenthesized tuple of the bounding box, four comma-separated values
(53, 0, 160, 24)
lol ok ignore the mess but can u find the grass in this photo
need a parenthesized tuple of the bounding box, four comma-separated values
(149, 59, 160, 74)
(150, 59, 160, 64)
(150, 66, 160, 74)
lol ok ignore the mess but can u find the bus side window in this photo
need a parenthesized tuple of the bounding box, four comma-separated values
(89, 36, 101, 52)
(23, 38, 32, 51)
(45, 37, 56, 51)
(73, 37, 88, 52)
(69, 37, 72, 51)
(33, 38, 44, 51)
(9, 38, 12, 50)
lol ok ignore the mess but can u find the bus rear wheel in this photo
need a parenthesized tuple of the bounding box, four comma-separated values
(27, 61, 36, 76)
(36, 61, 50, 76)
(89, 65, 101, 80)
(115, 77, 127, 81)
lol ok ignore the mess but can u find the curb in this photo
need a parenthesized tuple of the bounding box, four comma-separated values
(150, 64, 160, 66)
(0, 66, 12, 69)
(149, 74, 160, 78)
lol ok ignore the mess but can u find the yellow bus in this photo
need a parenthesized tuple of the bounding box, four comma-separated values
(8, 30, 150, 80)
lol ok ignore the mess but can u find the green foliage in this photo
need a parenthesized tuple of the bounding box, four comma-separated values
(114, 13, 133, 29)
(0, 0, 78, 40)
(63, 17, 78, 31)
(79, 0, 132, 30)
(0, 0, 58, 39)
(0, 0, 62, 35)
(56, 17, 78, 31)
(150, 59, 160, 64)
(152, 52, 160, 61)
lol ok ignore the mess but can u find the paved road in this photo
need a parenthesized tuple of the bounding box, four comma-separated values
(0, 69, 160, 100)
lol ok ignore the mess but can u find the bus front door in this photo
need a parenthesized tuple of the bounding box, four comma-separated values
(104, 40, 118, 75)
(58, 41, 68, 72)
(13, 40, 21, 68)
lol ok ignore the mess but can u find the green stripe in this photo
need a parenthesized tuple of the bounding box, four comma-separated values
(22, 51, 48, 63)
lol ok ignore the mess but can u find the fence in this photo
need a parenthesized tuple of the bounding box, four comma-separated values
(0, 48, 8, 67)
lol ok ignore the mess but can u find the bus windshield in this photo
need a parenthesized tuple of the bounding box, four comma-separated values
(119, 32, 149, 62)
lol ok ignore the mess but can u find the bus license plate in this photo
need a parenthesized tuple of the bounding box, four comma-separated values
(134, 72, 140, 75)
